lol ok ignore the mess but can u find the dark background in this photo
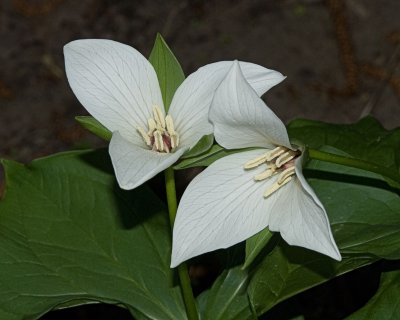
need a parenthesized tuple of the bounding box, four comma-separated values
(0, 0, 399, 319)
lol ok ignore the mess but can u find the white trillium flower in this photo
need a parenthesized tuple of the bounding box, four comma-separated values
(171, 61, 341, 267)
(64, 39, 286, 189)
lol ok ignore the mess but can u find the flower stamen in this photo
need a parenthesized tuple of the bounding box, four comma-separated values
(244, 146, 300, 198)
(244, 153, 270, 169)
(254, 167, 275, 181)
(137, 127, 151, 146)
(276, 150, 297, 168)
(153, 130, 164, 152)
(153, 105, 166, 129)
(277, 166, 296, 184)
(264, 174, 293, 198)
(137, 105, 179, 153)
(166, 115, 179, 149)
(148, 118, 157, 134)
(265, 146, 287, 161)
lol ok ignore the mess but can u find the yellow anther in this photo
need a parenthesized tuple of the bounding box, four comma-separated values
(166, 114, 180, 149)
(275, 150, 296, 168)
(244, 145, 299, 199)
(138, 106, 179, 153)
(265, 146, 287, 161)
(264, 175, 293, 198)
(153, 105, 166, 129)
(153, 131, 164, 152)
(165, 115, 175, 134)
(148, 118, 157, 133)
(244, 153, 269, 169)
(277, 166, 296, 184)
(170, 134, 178, 149)
(254, 168, 275, 181)
(137, 127, 151, 146)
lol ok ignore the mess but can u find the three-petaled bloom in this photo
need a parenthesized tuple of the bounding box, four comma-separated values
(171, 61, 341, 267)
(64, 39, 286, 189)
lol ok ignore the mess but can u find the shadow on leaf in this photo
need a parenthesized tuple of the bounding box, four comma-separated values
(79, 148, 165, 230)
(304, 169, 399, 195)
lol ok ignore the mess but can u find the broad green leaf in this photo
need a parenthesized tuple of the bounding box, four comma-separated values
(149, 33, 185, 111)
(248, 240, 378, 316)
(307, 159, 400, 259)
(346, 269, 400, 319)
(0, 149, 185, 320)
(0, 308, 19, 320)
(53, 299, 101, 310)
(287, 116, 400, 182)
(198, 267, 256, 320)
(243, 229, 275, 269)
(75, 116, 112, 141)
(174, 144, 246, 170)
(181, 134, 214, 159)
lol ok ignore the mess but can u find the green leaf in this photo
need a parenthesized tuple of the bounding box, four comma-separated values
(181, 134, 214, 159)
(346, 269, 400, 319)
(198, 267, 256, 320)
(248, 241, 378, 316)
(0, 308, 19, 320)
(243, 229, 275, 269)
(287, 116, 400, 180)
(75, 116, 112, 141)
(53, 299, 101, 310)
(307, 158, 400, 260)
(174, 144, 246, 170)
(149, 33, 185, 111)
(0, 149, 185, 319)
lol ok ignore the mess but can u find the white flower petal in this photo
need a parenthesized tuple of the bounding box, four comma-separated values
(238, 61, 286, 96)
(267, 157, 341, 261)
(210, 61, 292, 150)
(64, 39, 164, 142)
(169, 61, 285, 149)
(171, 150, 277, 267)
(109, 131, 186, 190)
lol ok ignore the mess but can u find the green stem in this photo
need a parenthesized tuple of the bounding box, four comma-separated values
(164, 167, 199, 320)
(308, 148, 400, 188)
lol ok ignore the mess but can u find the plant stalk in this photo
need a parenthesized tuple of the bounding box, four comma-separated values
(308, 149, 400, 189)
(164, 167, 199, 320)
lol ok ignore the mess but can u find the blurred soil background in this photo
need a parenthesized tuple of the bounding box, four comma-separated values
(0, 0, 399, 319)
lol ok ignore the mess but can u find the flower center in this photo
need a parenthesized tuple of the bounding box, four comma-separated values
(244, 146, 300, 198)
(137, 105, 179, 153)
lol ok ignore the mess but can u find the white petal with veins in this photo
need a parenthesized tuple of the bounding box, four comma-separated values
(268, 155, 341, 260)
(171, 150, 279, 267)
(169, 61, 286, 150)
(110, 132, 186, 190)
(210, 61, 292, 150)
(171, 149, 341, 266)
(64, 39, 164, 143)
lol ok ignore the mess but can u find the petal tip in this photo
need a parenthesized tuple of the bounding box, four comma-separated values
(63, 39, 86, 52)
(229, 60, 243, 76)
(319, 240, 342, 261)
(170, 249, 184, 268)
(63, 41, 76, 56)
(117, 181, 135, 191)
(331, 248, 342, 261)
(170, 259, 179, 269)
